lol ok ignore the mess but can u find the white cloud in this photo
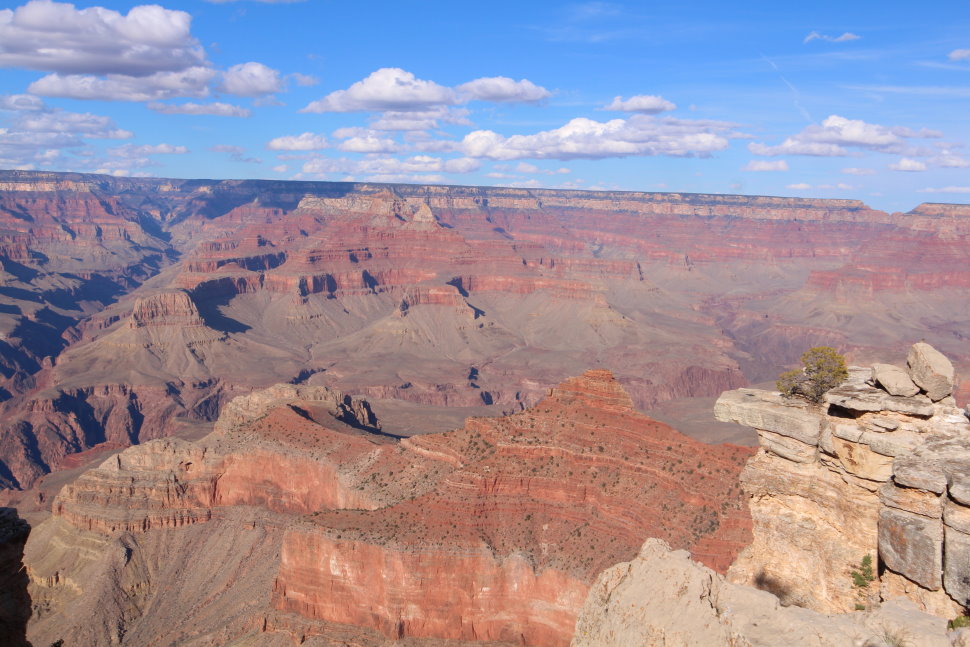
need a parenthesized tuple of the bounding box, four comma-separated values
(299, 154, 479, 178)
(147, 101, 250, 117)
(303, 67, 456, 113)
(456, 77, 551, 103)
(114, 143, 187, 155)
(743, 159, 788, 172)
(337, 136, 399, 154)
(0, 104, 131, 168)
(749, 115, 938, 157)
(949, 49, 970, 61)
(889, 157, 927, 171)
(0, 1, 205, 75)
(917, 186, 970, 194)
(266, 132, 328, 151)
(461, 114, 736, 161)
(786, 183, 811, 189)
(370, 106, 471, 132)
(221, 62, 282, 96)
(803, 31, 860, 44)
(930, 151, 969, 168)
(841, 167, 875, 175)
(0, 94, 43, 111)
(272, 164, 287, 173)
(29, 66, 215, 101)
(289, 72, 318, 87)
(602, 94, 676, 114)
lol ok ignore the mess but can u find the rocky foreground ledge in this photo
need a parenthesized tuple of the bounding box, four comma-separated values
(714, 342, 970, 617)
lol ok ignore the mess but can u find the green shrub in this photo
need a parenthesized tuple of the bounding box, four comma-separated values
(777, 346, 848, 403)
(948, 615, 970, 630)
(850, 554, 875, 589)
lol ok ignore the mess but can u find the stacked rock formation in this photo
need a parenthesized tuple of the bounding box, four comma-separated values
(715, 342, 970, 616)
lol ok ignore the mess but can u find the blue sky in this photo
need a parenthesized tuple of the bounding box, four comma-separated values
(0, 0, 968, 211)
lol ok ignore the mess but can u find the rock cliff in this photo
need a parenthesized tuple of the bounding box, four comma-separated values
(715, 343, 970, 617)
(23, 370, 753, 646)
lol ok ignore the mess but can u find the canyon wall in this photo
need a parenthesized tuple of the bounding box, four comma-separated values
(23, 371, 753, 646)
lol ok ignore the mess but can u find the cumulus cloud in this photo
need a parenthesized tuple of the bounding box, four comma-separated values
(332, 127, 399, 153)
(803, 31, 860, 44)
(147, 101, 250, 117)
(786, 183, 811, 190)
(29, 66, 215, 101)
(841, 167, 875, 175)
(221, 62, 282, 96)
(889, 157, 927, 171)
(266, 132, 328, 151)
(303, 68, 456, 113)
(461, 114, 736, 161)
(456, 77, 551, 103)
(0, 94, 43, 111)
(304, 68, 553, 115)
(949, 49, 970, 61)
(749, 115, 939, 157)
(0, 1, 205, 75)
(0, 104, 131, 168)
(370, 106, 471, 132)
(602, 95, 676, 113)
(743, 159, 788, 171)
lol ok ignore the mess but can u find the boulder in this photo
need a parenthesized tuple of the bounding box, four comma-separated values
(908, 342, 955, 402)
(878, 507, 943, 590)
(872, 363, 920, 397)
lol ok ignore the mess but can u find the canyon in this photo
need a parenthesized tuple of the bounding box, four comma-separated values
(2, 170, 970, 645)
(23, 371, 752, 646)
(1, 170, 969, 490)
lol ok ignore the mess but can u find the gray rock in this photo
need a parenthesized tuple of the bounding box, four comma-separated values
(879, 507, 943, 590)
(867, 415, 900, 432)
(872, 363, 920, 397)
(944, 526, 970, 608)
(714, 389, 823, 445)
(893, 456, 947, 494)
(908, 342, 955, 402)
(825, 382, 935, 417)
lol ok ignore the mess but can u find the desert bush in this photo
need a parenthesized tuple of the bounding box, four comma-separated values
(777, 346, 848, 403)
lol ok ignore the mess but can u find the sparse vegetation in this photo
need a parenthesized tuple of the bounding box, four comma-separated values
(777, 346, 848, 403)
(948, 615, 970, 630)
(850, 554, 875, 589)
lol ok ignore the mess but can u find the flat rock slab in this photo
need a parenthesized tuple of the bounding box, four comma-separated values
(714, 389, 823, 445)
(872, 363, 920, 397)
(908, 342, 954, 402)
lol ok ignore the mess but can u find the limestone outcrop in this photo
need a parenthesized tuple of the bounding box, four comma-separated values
(571, 538, 956, 647)
(715, 342, 970, 617)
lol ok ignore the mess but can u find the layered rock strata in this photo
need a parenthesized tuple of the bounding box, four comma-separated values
(25, 370, 753, 646)
(715, 343, 970, 616)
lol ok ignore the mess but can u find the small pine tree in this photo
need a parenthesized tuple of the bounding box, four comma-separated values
(777, 346, 848, 403)
(850, 554, 875, 589)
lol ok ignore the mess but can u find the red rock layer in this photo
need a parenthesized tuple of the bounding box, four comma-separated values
(272, 371, 754, 646)
(48, 373, 753, 646)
